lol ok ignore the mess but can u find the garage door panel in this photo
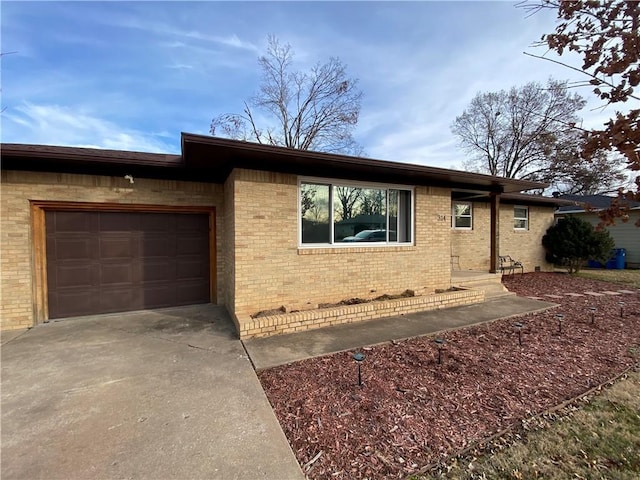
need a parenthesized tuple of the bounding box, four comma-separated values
(140, 213, 173, 231)
(140, 285, 176, 309)
(55, 264, 94, 288)
(177, 215, 208, 231)
(99, 288, 138, 313)
(100, 263, 134, 285)
(140, 260, 174, 282)
(99, 212, 136, 232)
(141, 236, 174, 257)
(176, 260, 207, 280)
(46, 210, 210, 319)
(177, 235, 209, 255)
(54, 238, 93, 260)
(176, 282, 210, 304)
(49, 211, 94, 233)
(55, 291, 96, 317)
(100, 237, 136, 259)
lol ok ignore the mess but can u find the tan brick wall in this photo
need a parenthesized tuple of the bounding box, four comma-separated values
(221, 172, 236, 313)
(452, 202, 491, 271)
(500, 204, 555, 272)
(451, 201, 555, 272)
(1, 170, 225, 330)
(230, 169, 452, 316)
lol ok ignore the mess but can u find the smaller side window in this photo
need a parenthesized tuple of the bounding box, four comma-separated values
(452, 202, 472, 229)
(514, 206, 528, 230)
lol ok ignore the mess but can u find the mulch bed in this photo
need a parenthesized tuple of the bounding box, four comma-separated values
(258, 273, 640, 479)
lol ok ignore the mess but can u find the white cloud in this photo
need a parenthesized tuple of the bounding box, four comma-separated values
(2, 103, 177, 153)
(3, 0, 631, 173)
(106, 15, 259, 53)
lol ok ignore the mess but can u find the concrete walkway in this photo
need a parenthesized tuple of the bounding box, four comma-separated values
(243, 295, 557, 370)
(1, 305, 304, 480)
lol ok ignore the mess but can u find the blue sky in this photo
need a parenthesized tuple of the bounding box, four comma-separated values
(0, 1, 617, 169)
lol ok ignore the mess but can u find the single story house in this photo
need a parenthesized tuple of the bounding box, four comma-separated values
(556, 194, 640, 269)
(1, 134, 562, 337)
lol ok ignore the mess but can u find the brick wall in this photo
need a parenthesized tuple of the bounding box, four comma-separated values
(500, 204, 555, 272)
(1, 170, 225, 330)
(452, 202, 492, 271)
(451, 200, 554, 272)
(229, 169, 453, 318)
(239, 288, 484, 339)
(221, 172, 236, 314)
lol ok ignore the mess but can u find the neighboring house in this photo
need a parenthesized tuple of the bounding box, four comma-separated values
(1, 134, 561, 336)
(556, 194, 640, 268)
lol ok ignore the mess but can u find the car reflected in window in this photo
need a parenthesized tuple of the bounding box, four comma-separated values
(342, 229, 387, 242)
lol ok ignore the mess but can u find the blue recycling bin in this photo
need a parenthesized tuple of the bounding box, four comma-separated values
(614, 248, 626, 269)
(605, 248, 626, 269)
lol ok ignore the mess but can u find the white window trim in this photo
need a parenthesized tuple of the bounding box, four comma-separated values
(514, 205, 529, 230)
(452, 201, 473, 230)
(298, 176, 415, 248)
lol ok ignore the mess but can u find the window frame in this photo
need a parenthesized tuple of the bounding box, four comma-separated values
(513, 205, 529, 230)
(298, 176, 415, 248)
(452, 201, 473, 230)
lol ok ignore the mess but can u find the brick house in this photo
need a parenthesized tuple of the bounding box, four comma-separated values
(1, 134, 561, 337)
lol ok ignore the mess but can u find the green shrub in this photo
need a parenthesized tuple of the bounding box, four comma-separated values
(542, 217, 614, 273)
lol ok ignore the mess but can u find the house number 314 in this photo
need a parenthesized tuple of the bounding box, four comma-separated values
(436, 214, 447, 222)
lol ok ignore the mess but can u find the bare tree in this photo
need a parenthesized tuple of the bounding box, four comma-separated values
(547, 150, 628, 195)
(334, 187, 361, 221)
(211, 36, 363, 155)
(452, 79, 598, 184)
(359, 189, 385, 216)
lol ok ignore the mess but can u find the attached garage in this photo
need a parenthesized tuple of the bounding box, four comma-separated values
(30, 202, 216, 321)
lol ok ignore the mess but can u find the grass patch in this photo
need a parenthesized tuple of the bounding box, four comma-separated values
(415, 371, 640, 480)
(576, 269, 640, 289)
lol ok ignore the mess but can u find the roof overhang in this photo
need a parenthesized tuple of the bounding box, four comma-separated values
(0, 143, 187, 180)
(501, 193, 575, 207)
(2, 133, 547, 194)
(180, 133, 545, 193)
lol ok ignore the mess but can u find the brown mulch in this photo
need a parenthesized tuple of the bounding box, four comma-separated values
(258, 273, 640, 480)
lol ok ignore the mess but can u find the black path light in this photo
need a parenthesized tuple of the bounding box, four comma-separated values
(434, 338, 445, 364)
(589, 307, 597, 324)
(514, 322, 524, 346)
(352, 352, 365, 387)
(556, 314, 565, 333)
(619, 302, 625, 318)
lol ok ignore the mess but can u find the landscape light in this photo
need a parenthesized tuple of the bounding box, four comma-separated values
(434, 338, 445, 364)
(352, 352, 365, 387)
(589, 307, 596, 324)
(514, 322, 524, 346)
(556, 314, 564, 333)
(619, 302, 625, 318)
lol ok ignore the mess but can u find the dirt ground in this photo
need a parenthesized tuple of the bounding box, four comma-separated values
(258, 273, 640, 480)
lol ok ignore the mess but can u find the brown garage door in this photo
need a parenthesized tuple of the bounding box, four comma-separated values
(46, 211, 210, 319)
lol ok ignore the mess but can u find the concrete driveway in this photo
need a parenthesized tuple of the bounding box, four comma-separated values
(1, 305, 303, 480)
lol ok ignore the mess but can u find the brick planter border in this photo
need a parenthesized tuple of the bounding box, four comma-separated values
(237, 288, 484, 339)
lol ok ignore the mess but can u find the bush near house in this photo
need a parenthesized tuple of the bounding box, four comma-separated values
(542, 217, 614, 273)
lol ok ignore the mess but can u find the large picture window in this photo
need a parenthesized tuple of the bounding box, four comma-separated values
(452, 202, 472, 229)
(300, 179, 413, 246)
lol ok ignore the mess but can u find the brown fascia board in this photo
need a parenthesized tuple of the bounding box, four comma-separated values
(180, 132, 546, 193)
(0, 143, 187, 180)
(501, 193, 575, 207)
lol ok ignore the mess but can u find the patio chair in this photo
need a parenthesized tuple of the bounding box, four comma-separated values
(499, 255, 524, 275)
